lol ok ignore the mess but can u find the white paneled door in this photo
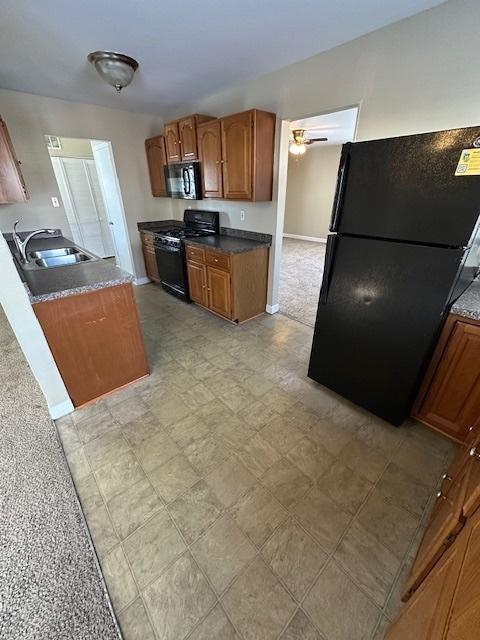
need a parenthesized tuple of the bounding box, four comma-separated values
(51, 157, 116, 258)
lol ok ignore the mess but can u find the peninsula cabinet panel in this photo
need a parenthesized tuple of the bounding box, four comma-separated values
(33, 284, 149, 407)
(164, 122, 181, 163)
(0, 115, 28, 203)
(197, 120, 223, 198)
(415, 318, 480, 443)
(145, 135, 168, 197)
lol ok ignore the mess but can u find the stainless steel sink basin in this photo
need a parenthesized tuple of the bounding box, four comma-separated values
(30, 247, 79, 259)
(35, 253, 92, 268)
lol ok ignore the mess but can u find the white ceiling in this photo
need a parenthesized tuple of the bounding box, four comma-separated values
(291, 108, 359, 146)
(0, 0, 445, 115)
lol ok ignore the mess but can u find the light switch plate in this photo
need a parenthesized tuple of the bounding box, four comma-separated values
(240, 209, 245, 221)
(51, 197, 60, 208)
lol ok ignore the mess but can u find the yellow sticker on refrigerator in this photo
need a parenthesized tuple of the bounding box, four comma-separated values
(455, 148, 480, 176)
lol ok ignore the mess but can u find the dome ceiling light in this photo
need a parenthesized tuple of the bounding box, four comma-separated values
(289, 128, 328, 156)
(87, 51, 139, 93)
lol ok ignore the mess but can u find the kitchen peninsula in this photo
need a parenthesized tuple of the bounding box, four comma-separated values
(7, 231, 148, 407)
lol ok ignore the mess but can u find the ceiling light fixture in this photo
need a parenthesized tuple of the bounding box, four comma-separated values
(87, 51, 139, 92)
(289, 128, 328, 155)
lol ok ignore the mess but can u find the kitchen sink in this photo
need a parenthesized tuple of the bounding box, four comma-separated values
(29, 247, 79, 259)
(35, 253, 92, 268)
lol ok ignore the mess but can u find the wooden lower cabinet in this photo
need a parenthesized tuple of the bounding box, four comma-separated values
(33, 284, 149, 407)
(140, 231, 160, 283)
(414, 315, 480, 443)
(185, 243, 268, 323)
(207, 265, 231, 318)
(385, 429, 480, 639)
(187, 260, 208, 306)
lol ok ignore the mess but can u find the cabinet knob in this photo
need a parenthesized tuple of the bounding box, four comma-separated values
(442, 473, 452, 481)
(470, 447, 480, 459)
(214, 258, 218, 262)
(436, 491, 447, 500)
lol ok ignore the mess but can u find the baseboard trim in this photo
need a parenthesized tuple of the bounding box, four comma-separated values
(266, 304, 279, 314)
(283, 233, 327, 243)
(49, 399, 74, 419)
(134, 276, 151, 286)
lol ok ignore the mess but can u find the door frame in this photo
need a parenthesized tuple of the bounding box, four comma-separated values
(268, 103, 361, 313)
(91, 140, 135, 275)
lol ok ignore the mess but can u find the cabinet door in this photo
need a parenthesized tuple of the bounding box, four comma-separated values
(385, 529, 467, 640)
(207, 266, 231, 318)
(178, 116, 198, 161)
(141, 241, 160, 283)
(418, 322, 480, 442)
(0, 116, 28, 203)
(165, 122, 181, 163)
(221, 111, 252, 200)
(187, 260, 208, 306)
(403, 455, 469, 598)
(145, 136, 167, 197)
(197, 120, 223, 198)
(443, 507, 480, 640)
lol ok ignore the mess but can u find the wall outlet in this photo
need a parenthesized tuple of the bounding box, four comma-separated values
(240, 209, 245, 221)
(51, 196, 60, 208)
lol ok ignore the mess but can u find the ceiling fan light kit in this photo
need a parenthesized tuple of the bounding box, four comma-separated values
(289, 128, 328, 155)
(88, 51, 139, 92)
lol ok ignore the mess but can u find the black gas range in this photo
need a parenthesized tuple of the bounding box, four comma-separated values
(153, 209, 219, 301)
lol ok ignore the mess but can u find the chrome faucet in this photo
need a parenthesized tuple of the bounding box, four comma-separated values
(13, 220, 57, 263)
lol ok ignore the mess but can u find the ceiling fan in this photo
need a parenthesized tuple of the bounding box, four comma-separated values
(289, 128, 328, 155)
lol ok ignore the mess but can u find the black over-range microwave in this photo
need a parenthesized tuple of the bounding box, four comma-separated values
(164, 162, 202, 200)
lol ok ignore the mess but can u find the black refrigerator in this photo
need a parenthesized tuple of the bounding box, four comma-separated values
(308, 126, 480, 426)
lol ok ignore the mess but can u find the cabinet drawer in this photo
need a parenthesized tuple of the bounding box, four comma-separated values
(206, 250, 230, 270)
(186, 245, 206, 263)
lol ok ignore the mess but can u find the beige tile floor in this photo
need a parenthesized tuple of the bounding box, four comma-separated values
(56, 284, 456, 640)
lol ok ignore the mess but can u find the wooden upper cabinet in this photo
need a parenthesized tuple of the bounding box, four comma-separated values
(416, 319, 480, 443)
(164, 122, 181, 163)
(221, 110, 253, 200)
(145, 135, 167, 197)
(0, 116, 28, 204)
(178, 116, 198, 161)
(165, 114, 215, 164)
(220, 109, 275, 201)
(197, 120, 223, 198)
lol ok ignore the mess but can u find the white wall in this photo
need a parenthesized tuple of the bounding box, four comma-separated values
(0, 89, 172, 278)
(157, 0, 480, 306)
(284, 144, 342, 239)
(0, 235, 73, 418)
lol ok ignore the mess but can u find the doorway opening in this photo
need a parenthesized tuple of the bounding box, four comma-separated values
(45, 135, 134, 274)
(276, 107, 358, 326)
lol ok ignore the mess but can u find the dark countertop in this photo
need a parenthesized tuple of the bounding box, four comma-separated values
(7, 234, 133, 303)
(137, 219, 181, 234)
(452, 277, 480, 321)
(184, 234, 270, 254)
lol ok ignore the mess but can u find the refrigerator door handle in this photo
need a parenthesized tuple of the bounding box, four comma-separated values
(319, 234, 338, 304)
(330, 143, 351, 232)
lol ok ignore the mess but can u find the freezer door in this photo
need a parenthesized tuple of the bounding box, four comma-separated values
(333, 127, 480, 246)
(308, 235, 465, 425)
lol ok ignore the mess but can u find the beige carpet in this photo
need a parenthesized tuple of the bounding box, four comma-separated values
(279, 237, 326, 326)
